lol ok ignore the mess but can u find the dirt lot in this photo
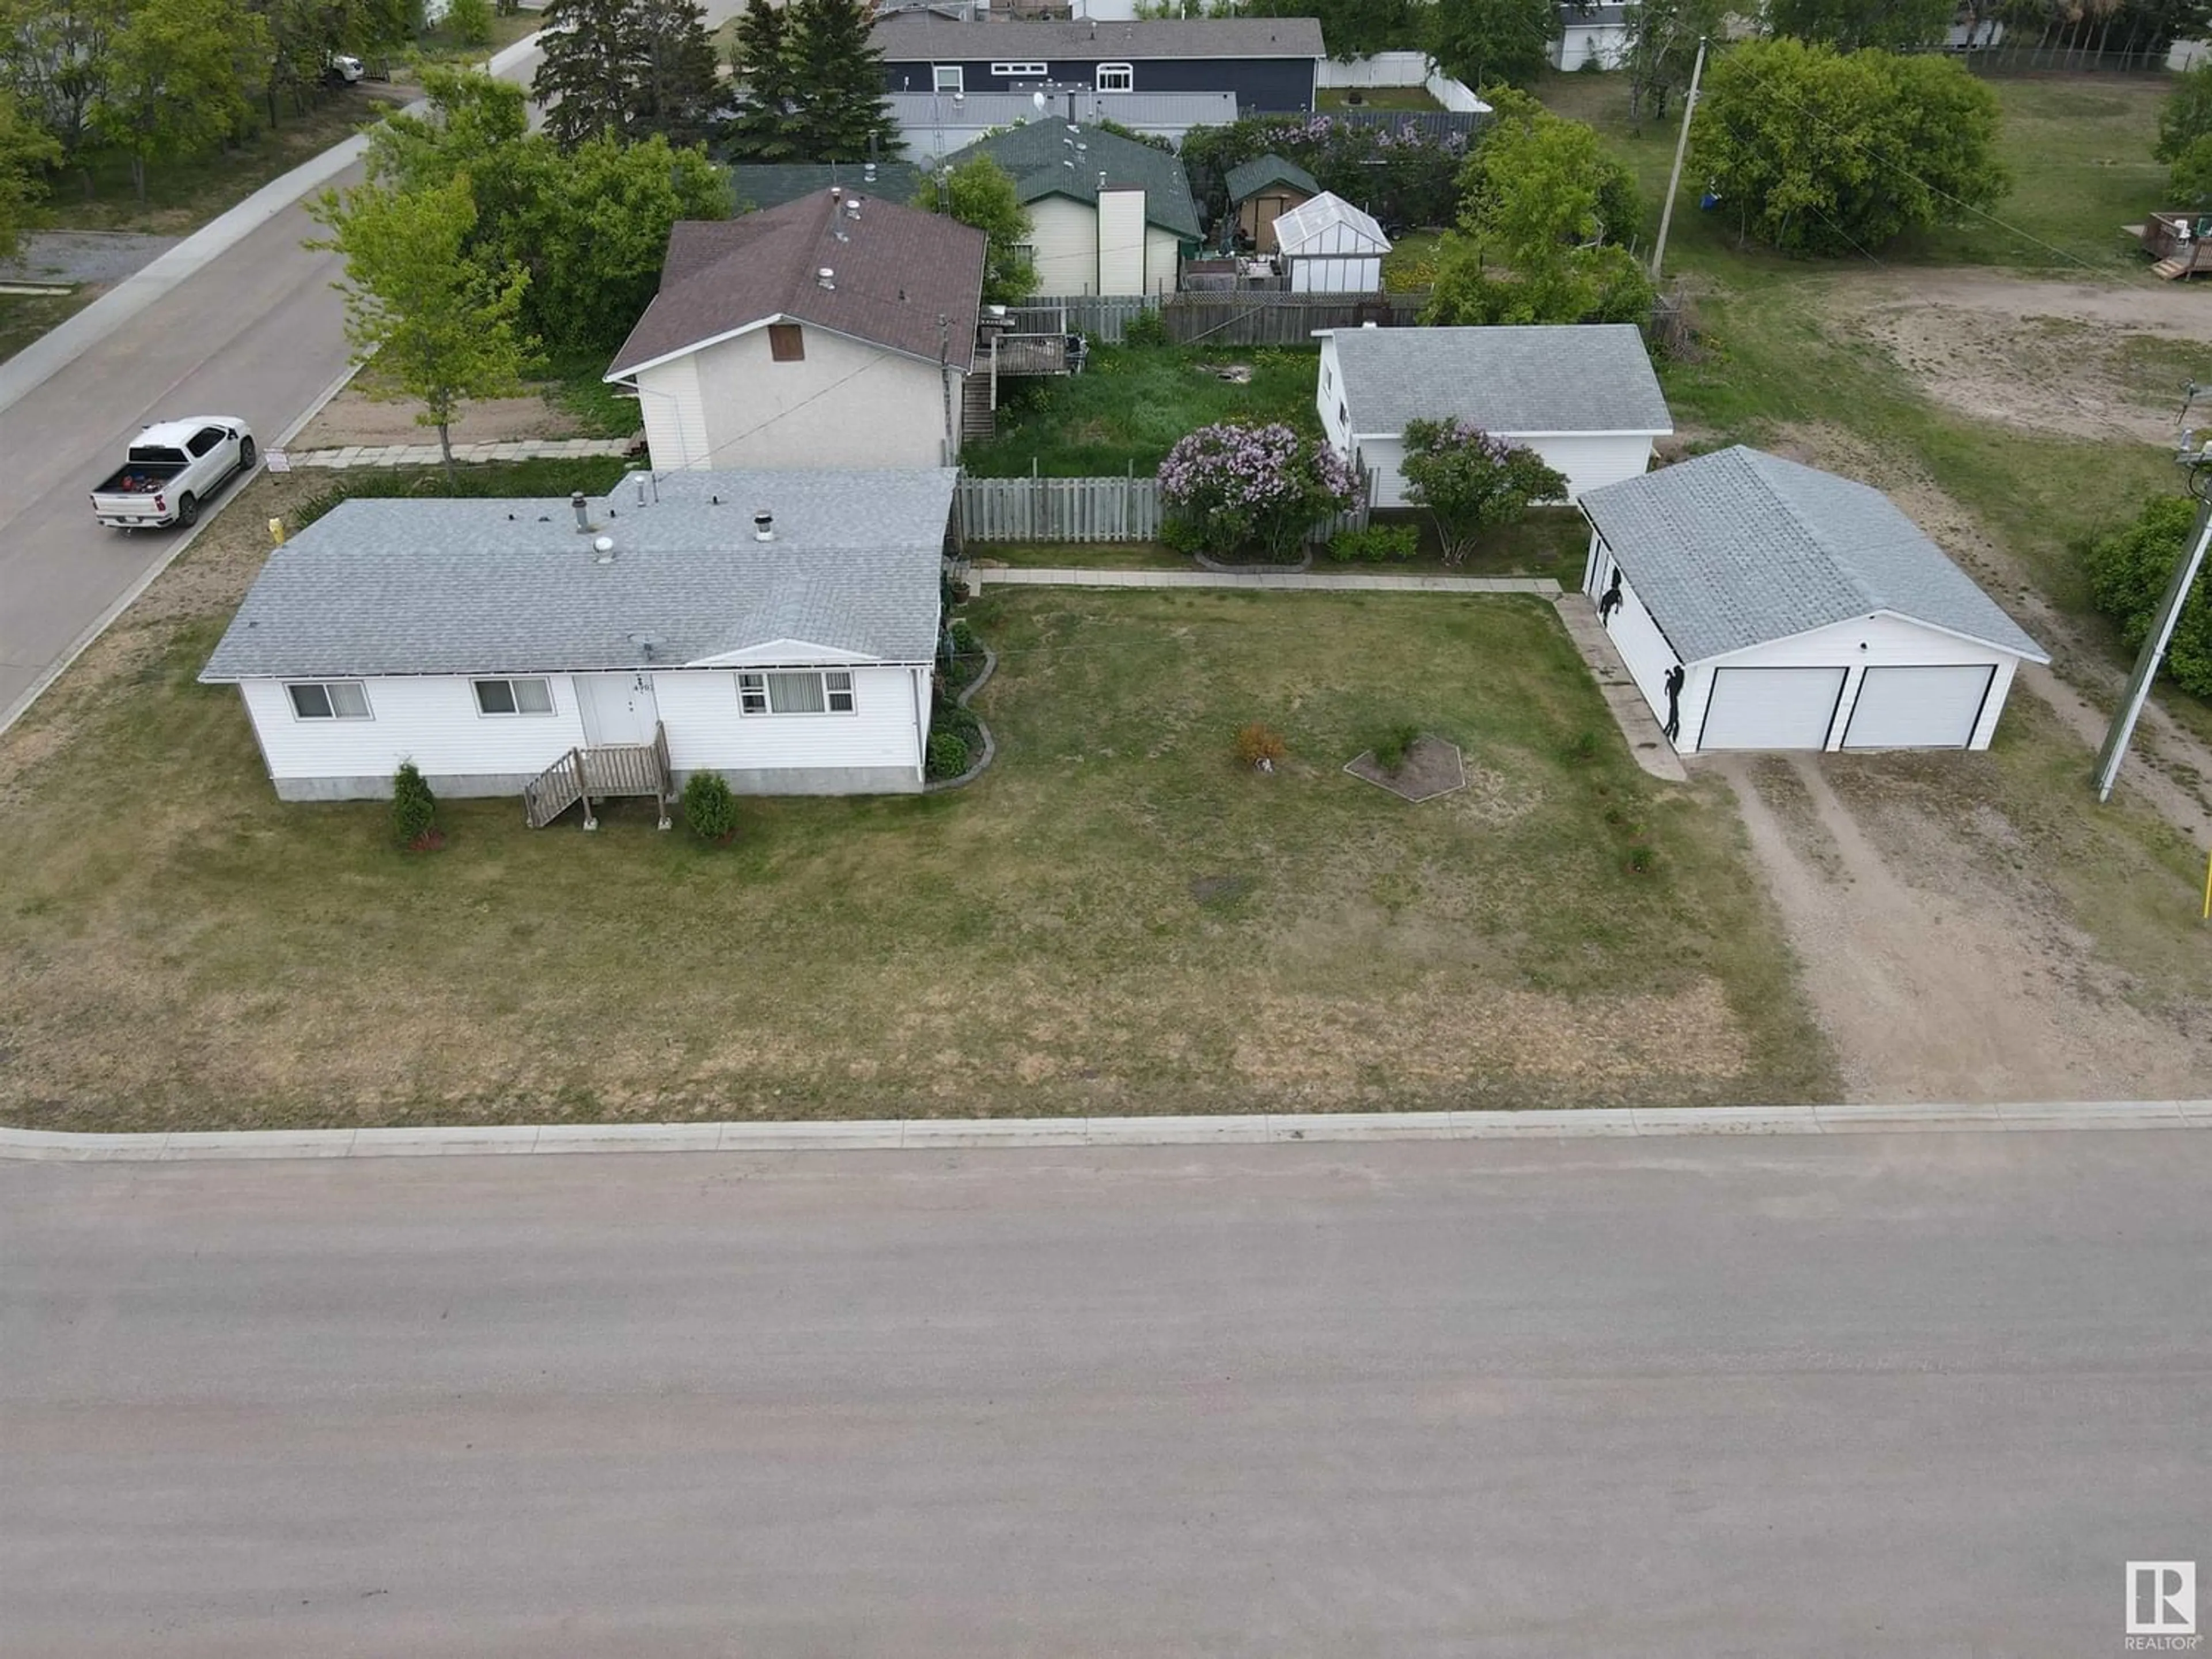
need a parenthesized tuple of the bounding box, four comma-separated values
(295, 386, 593, 449)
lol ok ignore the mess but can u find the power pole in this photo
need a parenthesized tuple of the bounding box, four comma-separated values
(1650, 36, 1708, 283)
(2094, 407, 2212, 801)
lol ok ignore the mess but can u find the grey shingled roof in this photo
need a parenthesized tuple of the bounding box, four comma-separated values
(1580, 446, 2050, 665)
(199, 469, 957, 682)
(605, 194, 984, 379)
(1224, 152, 1319, 204)
(1328, 323, 1672, 437)
(873, 15, 1325, 60)
(728, 161, 926, 213)
(937, 122, 1202, 238)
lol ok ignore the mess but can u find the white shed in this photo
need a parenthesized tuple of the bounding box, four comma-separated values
(1273, 192, 1391, 292)
(1579, 446, 2050, 754)
(1317, 323, 1672, 508)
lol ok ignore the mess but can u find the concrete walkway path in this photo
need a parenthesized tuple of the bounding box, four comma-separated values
(1553, 591, 1690, 783)
(282, 436, 633, 469)
(967, 565, 1562, 595)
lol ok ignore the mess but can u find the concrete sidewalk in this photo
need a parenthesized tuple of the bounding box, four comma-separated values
(1554, 591, 1691, 782)
(967, 566, 1563, 595)
(3, 1099, 2203, 1162)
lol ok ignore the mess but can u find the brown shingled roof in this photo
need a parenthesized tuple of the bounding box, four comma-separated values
(605, 191, 986, 380)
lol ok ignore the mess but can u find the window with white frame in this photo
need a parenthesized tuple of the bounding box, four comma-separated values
(990, 60, 1047, 77)
(737, 669, 857, 715)
(1094, 62, 1133, 91)
(473, 677, 554, 716)
(287, 680, 370, 720)
(933, 64, 962, 93)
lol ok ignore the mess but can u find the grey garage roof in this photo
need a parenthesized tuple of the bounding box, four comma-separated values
(1325, 324, 1672, 438)
(1580, 446, 2050, 665)
(199, 469, 957, 682)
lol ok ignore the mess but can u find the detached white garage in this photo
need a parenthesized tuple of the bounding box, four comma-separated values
(1578, 446, 2049, 755)
(1317, 324, 1672, 508)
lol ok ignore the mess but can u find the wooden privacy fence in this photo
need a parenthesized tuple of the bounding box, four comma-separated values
(956, 468, 1376, 547)
(959, 474, 1163, 543)
(1013, 294, 1157, 345)
(1162, 290, 1427, 346)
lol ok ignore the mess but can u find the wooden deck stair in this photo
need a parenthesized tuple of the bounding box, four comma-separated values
(961, 372, 995, 442)
(2154, 256, 2191, 280)
(524, 722, 674, 830)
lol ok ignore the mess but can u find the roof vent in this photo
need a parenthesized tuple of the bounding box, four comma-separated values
(863, 161, 877, 181)
(817, 267, 835, 290)
(753, 511, 775, 542)
(830, 185, 843, 204)
(571, 491, 590, 532)
(593, 535, 616, 565)
(845, 197, 862, 219)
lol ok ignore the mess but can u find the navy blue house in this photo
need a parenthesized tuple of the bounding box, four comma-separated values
(871, 16, 1324, 115)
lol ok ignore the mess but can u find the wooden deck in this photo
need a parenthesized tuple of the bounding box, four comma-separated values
(524, 723, 673, 830)
(2129, 213, 2212, 278)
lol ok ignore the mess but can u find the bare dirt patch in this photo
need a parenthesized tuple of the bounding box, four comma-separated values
(1820, 268, 2212, 445)
(1345, 735, 1467, 802)
(1716, 751, 2211, 1104)
(297, 384, 590, 449)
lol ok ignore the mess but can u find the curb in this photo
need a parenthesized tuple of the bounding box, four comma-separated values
(2, 1100, 2205, 1163)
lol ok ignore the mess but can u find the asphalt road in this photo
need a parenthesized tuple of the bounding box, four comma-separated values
(4, 1134, 2207, 1658)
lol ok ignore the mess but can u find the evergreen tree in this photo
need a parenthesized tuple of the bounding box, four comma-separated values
(533, 0, 719, 149)
(785, 0, 899, 161)
(723, 0, 797, 162)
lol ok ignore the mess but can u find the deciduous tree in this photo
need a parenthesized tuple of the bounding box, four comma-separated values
(0, 0, 123, 157)
(1237, 0, 1422, 60)
(1622, 0, 1726, 125)
(1426, 0, 1558, 90)
(0, 90, 60, 258)
(2087, 495, 2212, 699)
(914, 154, 1035, 307)
(1765, 0, 1953, 51)
(94, 0, 267, 202)
(309, 173, 536, 475)
(1688, 38, 2007, 257)
(1398, 419, 1568, 565)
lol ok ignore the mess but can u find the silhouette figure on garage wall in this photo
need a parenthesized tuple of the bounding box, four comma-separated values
(1597, 570, 1623, 625)
(1663, 664, 1685, 742)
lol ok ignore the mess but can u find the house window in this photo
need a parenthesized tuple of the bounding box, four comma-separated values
(473, 677, 554, 716)
(768, 323, 805, 362)
(737, 669, 857, 715)
(990, 60, 1047, 77)
(933, 65, 962, 93)
(1094, 62, 1133, 92)
(287, 680, 371, 720)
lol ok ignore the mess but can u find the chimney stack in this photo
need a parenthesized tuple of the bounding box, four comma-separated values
(753, 511, 775, 542)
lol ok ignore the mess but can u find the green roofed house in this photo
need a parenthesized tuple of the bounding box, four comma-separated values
(1224, 153, 1320, 254)
(935, 122, 1202, 296)
(728, 160, 927, 214)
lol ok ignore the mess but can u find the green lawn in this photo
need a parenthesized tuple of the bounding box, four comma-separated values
(1536, 69, 2171, 274)
(1382, 228, 1448, 292)
(965, 343, 1323, 476)
(971, 511, 1586, 577)
(0, 289, 94, 365)
(0, 484, 1838, 1128)
(40, 90, 406, 237)
(1317, 86, 1444, 111)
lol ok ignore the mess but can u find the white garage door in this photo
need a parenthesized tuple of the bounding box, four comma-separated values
(1842, 664, 1997, 749)
(1699, 666, 1847, 751)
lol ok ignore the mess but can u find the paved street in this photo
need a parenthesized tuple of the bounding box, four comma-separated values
(3, 1133, 2206, 1657)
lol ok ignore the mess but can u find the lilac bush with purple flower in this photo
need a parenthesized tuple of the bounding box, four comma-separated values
(1158, 421, 1361, 563)
(1399, 418, 1569, 566)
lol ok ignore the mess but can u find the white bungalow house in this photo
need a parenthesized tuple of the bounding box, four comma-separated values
(199, 469, 959, 810)
(605, 194, 986, 474)
(1317, 324, 1672, 508)
(1579, 446, 2049, 753)
(1272, 192, 1390, 292)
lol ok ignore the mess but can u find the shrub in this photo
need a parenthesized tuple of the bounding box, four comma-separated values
(2085, 494, 2212, 698)
(1233, 722, 1287, 768)
(1326, 523, 1420, 563)
(1371, 721, 1421, 773)
(927, 731, 972, 779)
(1400, 419, 1569, 565)
(1626, 844, 1660, 877)
(1565, 729, 1601, 764)
(391, 761, 438, 849)
(682, 771, 740, 842)
(1158, 421, 1361, 563)
(444, 0, 494, 46)
(1120, 306, 1169, 349)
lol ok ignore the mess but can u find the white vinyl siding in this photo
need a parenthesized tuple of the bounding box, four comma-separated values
(1355, 425, 1655, 508)
(473, 677, 553, 716)
(656, 666, 929, 782)
(1097, 188, 1146, 298)
(632, 353, 710, 471)
(246, 676, 587, 787)
(1582, 543, 1681, 735)
(287, 681, 370, 719)
(677, 323, 951, 471)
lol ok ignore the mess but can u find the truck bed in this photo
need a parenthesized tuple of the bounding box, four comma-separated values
(92, 464, 185, 497)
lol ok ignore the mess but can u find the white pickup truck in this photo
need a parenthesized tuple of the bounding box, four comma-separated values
(90, 417, 256, 529)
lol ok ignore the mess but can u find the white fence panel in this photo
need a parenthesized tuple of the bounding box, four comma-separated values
(959, 475, 1164, 543)
(1425, 73, 1491, 114)
(1316, 51, 1432, 88)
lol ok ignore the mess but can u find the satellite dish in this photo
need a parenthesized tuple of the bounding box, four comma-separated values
(1032, 90, 1047, 111)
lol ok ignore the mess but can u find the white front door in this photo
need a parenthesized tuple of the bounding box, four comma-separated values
(1698, 666, 1847, 751)
(577, 672, 659, 746)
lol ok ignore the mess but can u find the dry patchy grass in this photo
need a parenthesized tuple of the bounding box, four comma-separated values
(0, 499, 1837, 1130)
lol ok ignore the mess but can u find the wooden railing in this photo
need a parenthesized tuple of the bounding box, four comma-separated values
(523, 722, 673, 830)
